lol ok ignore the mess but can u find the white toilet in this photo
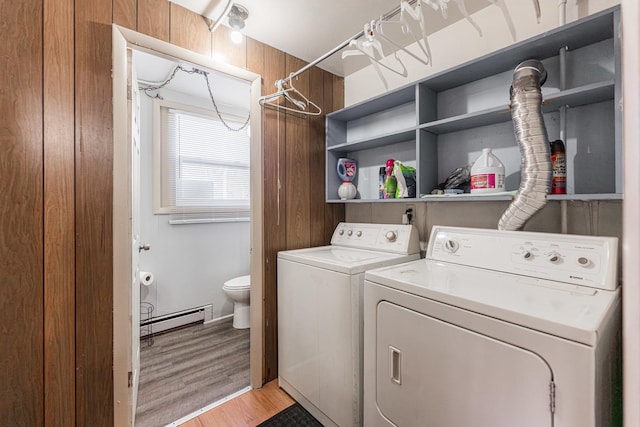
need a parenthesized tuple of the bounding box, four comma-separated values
(222, 275, 251, 329)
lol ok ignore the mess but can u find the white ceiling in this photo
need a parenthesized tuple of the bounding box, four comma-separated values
(170, 0, 496, 77)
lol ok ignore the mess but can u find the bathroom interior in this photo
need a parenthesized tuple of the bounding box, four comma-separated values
(131, 49, 254, 426)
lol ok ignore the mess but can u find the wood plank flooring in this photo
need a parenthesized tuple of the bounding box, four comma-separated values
(136, 318, 250, 427)
(180, 380, 295, 427)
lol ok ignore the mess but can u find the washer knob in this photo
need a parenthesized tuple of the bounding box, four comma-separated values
(547, 253, 561, 264)
(347, 230, 353, 237)
(385, 231, 397, 242)
(522, 250, 533, 260)
(339, 229, 344, 236)
(443, 240, 459, 253)
(356, 231, 362, 237)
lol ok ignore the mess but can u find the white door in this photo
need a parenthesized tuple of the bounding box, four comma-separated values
(375, 301, 554, 427)
(130, 58, 142, 423)
(113, 28, 142, 426)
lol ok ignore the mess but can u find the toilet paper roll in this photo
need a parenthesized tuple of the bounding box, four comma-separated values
(139, 271, 155, 287)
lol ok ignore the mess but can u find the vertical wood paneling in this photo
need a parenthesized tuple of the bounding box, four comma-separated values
(245, 37, 263, 76)
(329, 74, 346, 236)
(138, 0, 169, 42)
(44, 0, 76, 423)
(260, 43, 287, 382)
(333, 75, 344, 111)
(170, 3, 212, 57)
(0, 1, 44, 426)
(212, 25, 247, 69)
(75, 0, 114, 424)
(113, 0, 137, 30)
(322, 71, 337, 243)
(284, 55, 311, 250)
(309, 67, 327, 247)
(322, 71, 345, 243)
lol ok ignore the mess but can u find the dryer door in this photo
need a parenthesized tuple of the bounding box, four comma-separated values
(376, 302, 553, 427)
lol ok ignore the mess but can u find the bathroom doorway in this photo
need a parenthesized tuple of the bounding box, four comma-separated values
(112, 25, 263, 427)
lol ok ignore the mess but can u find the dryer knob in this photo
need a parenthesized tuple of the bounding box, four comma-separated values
(356, 231, 362, 237)
(577, 256, 591, 267)
(339, 229, 344, 236)
(385, 231, 397, 242)
(522, 250, 533, 260)
(347, 230, 353, 237)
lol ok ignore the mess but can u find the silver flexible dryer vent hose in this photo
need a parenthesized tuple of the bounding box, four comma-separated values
(498, 60, 551, 231)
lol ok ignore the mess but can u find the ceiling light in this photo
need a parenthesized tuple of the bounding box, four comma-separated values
(228, 4, 248, 44)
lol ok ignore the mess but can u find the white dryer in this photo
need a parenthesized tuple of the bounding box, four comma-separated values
(278, 222, 420, 427)
(364, 226, 621, 427)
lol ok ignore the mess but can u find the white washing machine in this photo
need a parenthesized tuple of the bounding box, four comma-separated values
(364, 226, 621, 427)
(278, 222, 420, 427)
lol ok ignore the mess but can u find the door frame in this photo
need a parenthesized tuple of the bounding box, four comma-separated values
(112, 24, 263, 426)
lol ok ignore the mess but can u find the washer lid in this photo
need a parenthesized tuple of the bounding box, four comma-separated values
(278, 246, 419, 275)
(365, 259, 620, 346)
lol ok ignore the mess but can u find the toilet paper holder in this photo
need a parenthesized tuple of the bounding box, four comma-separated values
(140, 271, 155, 287)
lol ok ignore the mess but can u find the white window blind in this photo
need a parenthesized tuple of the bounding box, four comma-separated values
(154, 100, 250, 221)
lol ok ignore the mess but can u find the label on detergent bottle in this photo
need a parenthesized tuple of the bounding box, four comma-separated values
(337, 158, 357, 182)
(471, 173, 504, 190)
(470, 148, 505, 194)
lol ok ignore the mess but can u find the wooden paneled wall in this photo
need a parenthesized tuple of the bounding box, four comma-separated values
(0, 0, 343, 425)
(0, 1, 44, 426)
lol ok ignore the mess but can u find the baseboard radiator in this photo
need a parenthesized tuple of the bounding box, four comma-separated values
(141, 304, 214, 336)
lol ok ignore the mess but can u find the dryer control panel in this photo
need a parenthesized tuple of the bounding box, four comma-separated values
(427, 226, 618, 290)
(331, 222, 420, 255)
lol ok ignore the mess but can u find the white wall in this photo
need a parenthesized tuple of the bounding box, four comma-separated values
(137, 86, 251, 321)
(345, 0, 620, 106)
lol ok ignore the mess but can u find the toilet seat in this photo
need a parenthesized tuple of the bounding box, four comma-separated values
(223, 275, 250, 290)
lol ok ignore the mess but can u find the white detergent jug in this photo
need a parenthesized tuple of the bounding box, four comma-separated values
(470, 148, 505, 194)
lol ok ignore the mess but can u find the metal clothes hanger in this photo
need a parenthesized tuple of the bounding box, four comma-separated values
(399, 0, 432, 65)
(374, 1, 432, 67)
(341, 21, 408, 90)
(258, 75, 322, 116)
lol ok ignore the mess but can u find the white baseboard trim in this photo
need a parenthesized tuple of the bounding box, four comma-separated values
(203, 313, 234, 326)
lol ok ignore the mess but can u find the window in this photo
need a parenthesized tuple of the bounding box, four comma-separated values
(154, 100, 250, 222)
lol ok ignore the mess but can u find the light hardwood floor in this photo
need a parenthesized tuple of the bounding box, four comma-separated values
(180, 380, 295, 427)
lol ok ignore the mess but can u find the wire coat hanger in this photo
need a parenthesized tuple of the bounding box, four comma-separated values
(374, 0, 432, 66)
(258, 75, 322, 116)
(341, 21, 408, 90)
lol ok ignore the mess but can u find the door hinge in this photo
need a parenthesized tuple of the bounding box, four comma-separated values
(128, 371, 133, 388)
(549, 380, 556, 414)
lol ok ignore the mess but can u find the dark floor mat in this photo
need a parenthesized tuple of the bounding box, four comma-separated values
(258, 402, 323, 426)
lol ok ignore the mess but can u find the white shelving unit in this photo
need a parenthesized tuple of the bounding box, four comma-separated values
(326, 6, 622, 203)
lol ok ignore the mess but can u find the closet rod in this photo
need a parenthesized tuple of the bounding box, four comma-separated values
(276, 0, 419, 87)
